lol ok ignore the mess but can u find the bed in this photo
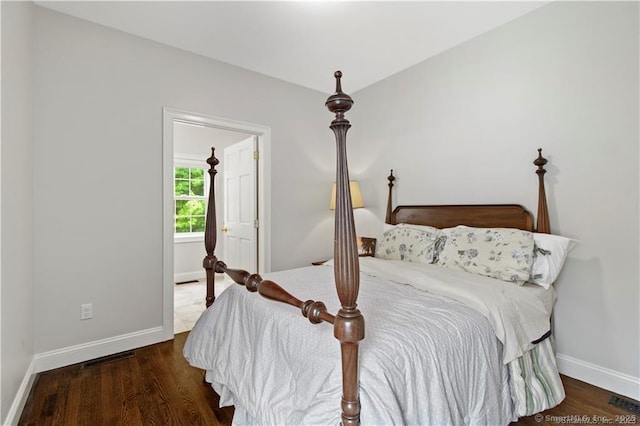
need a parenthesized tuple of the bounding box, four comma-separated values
(184, 72, 569, 425)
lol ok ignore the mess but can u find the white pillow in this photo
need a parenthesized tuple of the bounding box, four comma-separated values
(375, 226, 441, 263)
(436, 226, 534, 284)
(529, 233, 578, 289)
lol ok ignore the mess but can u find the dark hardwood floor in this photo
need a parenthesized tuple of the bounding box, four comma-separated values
(18, 333, 233, 426)
(19, 332, 636, 425)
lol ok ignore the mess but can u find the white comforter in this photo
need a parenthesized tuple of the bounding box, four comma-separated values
(184, 259, 556, 425)
(353, 257, 555, 364)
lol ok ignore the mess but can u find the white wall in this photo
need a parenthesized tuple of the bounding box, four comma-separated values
(350, 1, 639, 398)
(32, 7, 335, 357)
(174, 241, 204, 283)
(1, 1, 35, 423)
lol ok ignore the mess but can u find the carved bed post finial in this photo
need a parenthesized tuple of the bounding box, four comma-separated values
(326, 71, 365, 426)
(385, 170, 395, 224)
(203, 147, 220, 307)
(326, 71, 353, 121)
(534, 148, 551, 234)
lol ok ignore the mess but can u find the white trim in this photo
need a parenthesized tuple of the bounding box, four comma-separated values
(163, 110, 175, 340)
(34, 327, 164, 373)
(173, 154, 209, 166)
(174, 233, 204, 244)
(0, 3, 4, 420)
(162, 108, 271, 341)
(4, 358, 36, 426)
(174, 271, 205, 283)
(557, 353, 640, 401)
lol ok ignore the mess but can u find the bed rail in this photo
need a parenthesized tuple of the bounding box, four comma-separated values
(202, 71, 364, 425)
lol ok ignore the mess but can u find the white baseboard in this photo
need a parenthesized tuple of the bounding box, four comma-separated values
(34, 326, 166, 373)
(174, 271, 205, 283)
(4, 358, 37, 426)
(557, 353, 640, 401)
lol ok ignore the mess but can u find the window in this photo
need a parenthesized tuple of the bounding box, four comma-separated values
(174, 162, 207, 235)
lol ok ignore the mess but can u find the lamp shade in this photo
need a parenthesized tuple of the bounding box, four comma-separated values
(330, 181, 364, 210)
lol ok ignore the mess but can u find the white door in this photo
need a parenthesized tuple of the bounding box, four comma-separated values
(223, 136, 258, 272)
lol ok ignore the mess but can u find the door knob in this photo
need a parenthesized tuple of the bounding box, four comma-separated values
(221, 226, 228, 232)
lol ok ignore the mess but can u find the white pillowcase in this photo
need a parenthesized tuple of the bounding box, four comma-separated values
(529, 233, 577, 289)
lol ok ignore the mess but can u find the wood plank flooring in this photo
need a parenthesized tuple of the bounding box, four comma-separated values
(19, 333, 234, 426)
(19, 332, 637, 425)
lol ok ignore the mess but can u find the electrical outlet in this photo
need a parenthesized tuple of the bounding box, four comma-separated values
(81, 303, 93, 320)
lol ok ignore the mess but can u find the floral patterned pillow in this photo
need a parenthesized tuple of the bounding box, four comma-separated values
(436, 226, 534, 284)
(375, 225, 441, 263)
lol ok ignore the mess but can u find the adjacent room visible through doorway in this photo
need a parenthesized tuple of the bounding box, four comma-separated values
(162, 108, 271, 337)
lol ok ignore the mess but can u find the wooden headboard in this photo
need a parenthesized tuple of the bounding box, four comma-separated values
(390, 204, 534, 231)
(385, 149, 550, 233)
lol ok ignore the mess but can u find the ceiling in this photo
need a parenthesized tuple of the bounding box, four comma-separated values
(36, 1, 547, 94)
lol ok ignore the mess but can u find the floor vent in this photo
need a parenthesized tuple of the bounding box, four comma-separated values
(609, 395, 640, 414)
(82, 350, 135, 368)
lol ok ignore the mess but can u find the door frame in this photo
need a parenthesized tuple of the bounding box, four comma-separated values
(162, 108, 271, 340)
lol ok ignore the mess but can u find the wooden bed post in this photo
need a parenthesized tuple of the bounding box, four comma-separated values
(534, 149, 551, 234)
(203, 148, 220, 307)
(326, 71, 365, 426)
(385, 170, 395, 224)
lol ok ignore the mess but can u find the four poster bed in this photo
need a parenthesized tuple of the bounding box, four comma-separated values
(184, 72, 572, 425)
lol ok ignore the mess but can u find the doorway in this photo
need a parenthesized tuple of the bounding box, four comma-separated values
(162, 108, 271, 338)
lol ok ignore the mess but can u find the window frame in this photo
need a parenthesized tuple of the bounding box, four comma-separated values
(173, 157, 209, 243)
